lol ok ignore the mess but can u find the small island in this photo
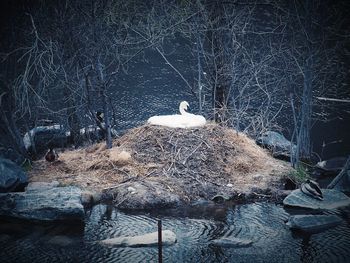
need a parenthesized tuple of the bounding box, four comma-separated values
(27, 123, 293, 210)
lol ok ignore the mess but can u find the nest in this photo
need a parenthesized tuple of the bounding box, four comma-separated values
(28, 123, 291, 201)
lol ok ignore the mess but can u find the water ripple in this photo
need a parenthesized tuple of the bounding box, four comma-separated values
(1, 202, 350, 263)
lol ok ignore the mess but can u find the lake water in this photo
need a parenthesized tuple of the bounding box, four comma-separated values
(1, 202, 350, 263)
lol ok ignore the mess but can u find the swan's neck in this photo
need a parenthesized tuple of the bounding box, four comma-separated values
(179, 106, 189, 115)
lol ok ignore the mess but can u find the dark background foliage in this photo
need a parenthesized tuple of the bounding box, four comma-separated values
(0, 0, 349, 163)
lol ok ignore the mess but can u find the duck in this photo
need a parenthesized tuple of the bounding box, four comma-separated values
(96, 111, 104, 123)
(45, 147, 59, 162)
(147, 101, 206, 128)
(300, 179, 323, 200)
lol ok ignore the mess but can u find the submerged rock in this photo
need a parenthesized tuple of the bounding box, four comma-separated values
(316, 157, 347, 174)
(103, 181, 181, 210)
(0, 157, 28, 193)
(286, 215, 342, 233)
(210, 237, 253, 248)
(100, 230, 177, 247)
(48, 235, 76, 247)
(0, 185, 84, 222)
(283, 189, 350, 210)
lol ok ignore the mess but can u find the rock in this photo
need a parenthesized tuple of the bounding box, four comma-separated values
(0, 186, 84, 222)
(283, 189, 350, 210)
(256, 131, 296, 159)
(103, 181, 181, 210)
(23, 124, 118, 154)
(0, 147, 25, 166)
(210, 237, 253, 248)
(100, 230, 177, 247)
(25, 181, 60, 192)
(286, 215, 342, 233)
(0, 158, 28, 193)
(23, 124, 69, 154)
(316, 157, 347, 174)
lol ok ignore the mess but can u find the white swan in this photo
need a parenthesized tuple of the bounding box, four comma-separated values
(147, 101, 206, 128)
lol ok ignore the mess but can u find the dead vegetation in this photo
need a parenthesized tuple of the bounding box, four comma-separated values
(28, 123, 292, 202)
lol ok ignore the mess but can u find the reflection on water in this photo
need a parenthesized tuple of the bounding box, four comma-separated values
(1, 202, 350, 263)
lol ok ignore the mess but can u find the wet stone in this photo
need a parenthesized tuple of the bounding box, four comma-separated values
(286, 215, 342, 233)
(283, 189, 350, 210)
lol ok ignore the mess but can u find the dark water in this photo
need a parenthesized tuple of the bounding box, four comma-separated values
(1, 202, 350, 263)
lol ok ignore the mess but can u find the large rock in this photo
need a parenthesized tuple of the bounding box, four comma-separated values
(0, 158, 28, 193)
(210, 237, 253, 248)
(256, 131, 296, 159)
(25, 181, 60, 191)
(0, 184, 84, 222)
(103, 181, 181, 210)
(286, 215, 342, 233)
(0, 147, 25, 165)
(283, 189, 350, 210)
(100, 230, 176, 247)
(23, 124, 69, 154)
(23, 124, 118, 154)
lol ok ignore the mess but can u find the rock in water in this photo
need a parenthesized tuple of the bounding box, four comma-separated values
(210, 237, 253, 248)
(283, 189, 350, 210)
(0, 158, 28, 193)
(0, 186, 84, 222)
(286, 215, 342, 233)
(316, 157, 347, 173)
(100, 230, 177, 247)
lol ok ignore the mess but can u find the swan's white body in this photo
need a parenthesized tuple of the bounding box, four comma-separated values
(147, 101, 206, 128)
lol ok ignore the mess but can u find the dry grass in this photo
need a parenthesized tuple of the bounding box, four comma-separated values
(28, 123, 292, 200)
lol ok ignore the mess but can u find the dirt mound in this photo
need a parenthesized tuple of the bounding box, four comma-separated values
(29, 123, 291, 203)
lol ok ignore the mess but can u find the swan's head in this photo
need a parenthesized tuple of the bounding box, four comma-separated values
(179, 101, 190, 115)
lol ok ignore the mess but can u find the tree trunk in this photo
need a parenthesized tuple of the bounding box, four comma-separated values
(207, 0, 231, 122)
(96, 57, 112, 149)
(0, 92, 29, 161)
(65, 86, 81, 147)
(296, 59, 312, 161)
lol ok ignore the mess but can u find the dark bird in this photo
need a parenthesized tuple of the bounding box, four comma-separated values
(96, 111, 104, 123)
(300, 179, 323, 200)
(45, 148, 58, 162)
